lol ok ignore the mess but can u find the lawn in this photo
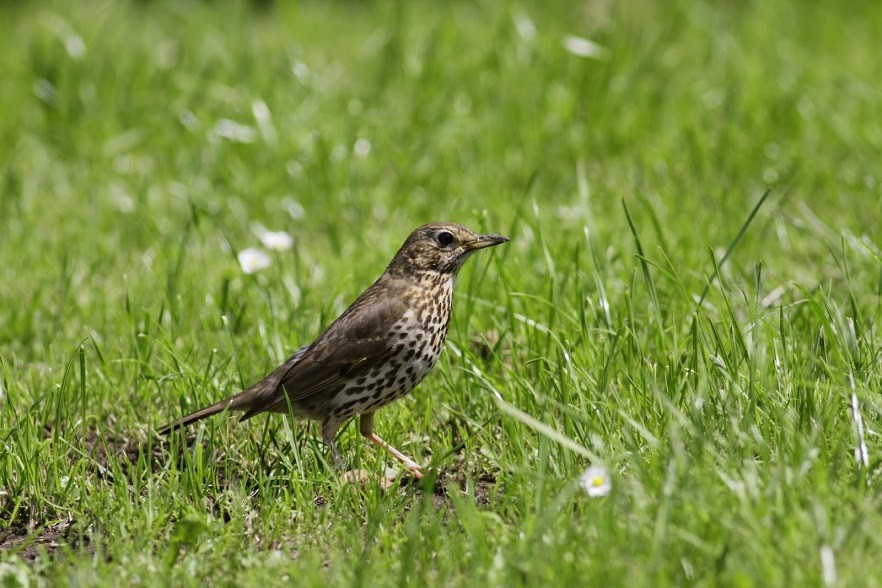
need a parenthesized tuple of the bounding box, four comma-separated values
(2, 0, 882, 585)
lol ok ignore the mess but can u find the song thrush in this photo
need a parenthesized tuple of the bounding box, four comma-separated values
(159, 222, 508, 478)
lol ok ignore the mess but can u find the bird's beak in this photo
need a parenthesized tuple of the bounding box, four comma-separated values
(465, 233, 510, 250)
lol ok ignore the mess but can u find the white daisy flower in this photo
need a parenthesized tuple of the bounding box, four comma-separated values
(212, 119, 257, 143)
(513, 12, 536, 41)
(257, 230, 293, 251)
(353, 137, 371, 158)
(580, 464, 612, 497)
(65, 35, 86, 60)
(238, 248, 271, 274)
(562, 35, 608, 59)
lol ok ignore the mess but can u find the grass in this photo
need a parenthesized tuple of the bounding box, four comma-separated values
(2, 0, 881, 585)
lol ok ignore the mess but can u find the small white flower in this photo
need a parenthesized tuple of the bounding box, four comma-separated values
(580, 464, 612, 497)
(562, 35, 608, 59)
(353, 138, 371, 158)
(283, 197, 305, 220)
(513, 12, 536, 41)
(33, 79, 56, 104)
(212, 119, 257, 143)
(178, 109, 199, 130)
(65, 35, 86, 60)
(258, 230, 293, 251)
(238, 248, 271, 274)
(292, 60, 310, 82)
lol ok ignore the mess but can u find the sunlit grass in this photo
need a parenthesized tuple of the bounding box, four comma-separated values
(1, 0, 881, 585)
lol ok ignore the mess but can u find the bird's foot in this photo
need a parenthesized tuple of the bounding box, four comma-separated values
(401, 459, 425, 480)
(361, 431, 426, 480)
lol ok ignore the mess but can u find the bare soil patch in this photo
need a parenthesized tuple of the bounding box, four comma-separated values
(0, 517, 82, 562)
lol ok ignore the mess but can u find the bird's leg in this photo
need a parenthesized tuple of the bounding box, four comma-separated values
(359, 412, 424, 479)
(320, 421, 346, 471)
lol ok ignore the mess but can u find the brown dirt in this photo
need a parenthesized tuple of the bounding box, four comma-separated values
(430, 468, 497, 507)
(39, 423, 164, 479)
(5, 425, 498, 562)
(0, 517, 82, 562)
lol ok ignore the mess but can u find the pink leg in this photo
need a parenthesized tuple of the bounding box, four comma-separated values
(360, 412, 424, 479)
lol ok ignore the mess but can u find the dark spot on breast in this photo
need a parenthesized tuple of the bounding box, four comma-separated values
(339, 398, 361, 413)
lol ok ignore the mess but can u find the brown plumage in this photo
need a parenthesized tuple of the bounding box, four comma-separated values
(159, 222, 508, 478)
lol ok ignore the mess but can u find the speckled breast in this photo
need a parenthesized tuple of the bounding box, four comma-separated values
(327, 277, 454, 421)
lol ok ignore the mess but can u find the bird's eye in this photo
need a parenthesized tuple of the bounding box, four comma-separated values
(436, 231, 455, 247)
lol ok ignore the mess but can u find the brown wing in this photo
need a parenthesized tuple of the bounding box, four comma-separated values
(238, 287, 408, 420)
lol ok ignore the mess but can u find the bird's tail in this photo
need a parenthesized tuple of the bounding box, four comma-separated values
(157, 394, 246, 435)
(158, 344, 309, 435)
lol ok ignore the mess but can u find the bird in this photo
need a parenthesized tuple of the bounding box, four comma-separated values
(159, 222, 509, 479)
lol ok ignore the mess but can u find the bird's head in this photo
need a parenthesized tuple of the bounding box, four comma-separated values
(387, 222, 509, 277)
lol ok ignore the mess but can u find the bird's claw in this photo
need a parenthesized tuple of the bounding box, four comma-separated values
(403, 460, 425, 479)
